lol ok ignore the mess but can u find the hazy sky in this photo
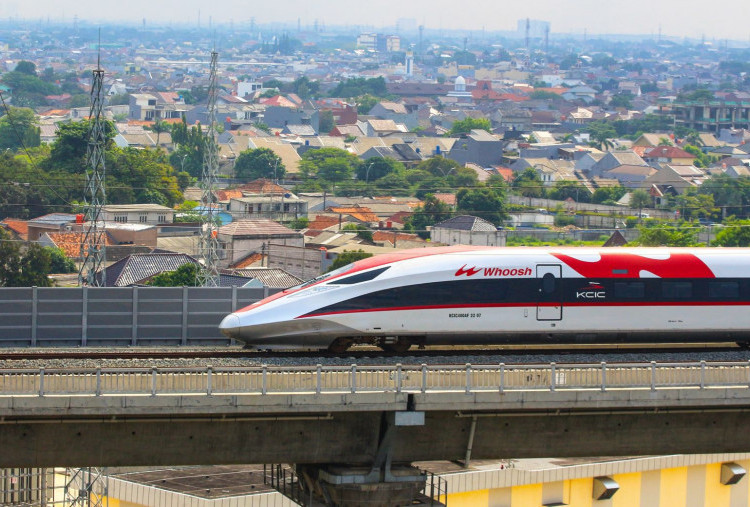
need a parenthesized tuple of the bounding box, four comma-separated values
(2, 0, 749, 41)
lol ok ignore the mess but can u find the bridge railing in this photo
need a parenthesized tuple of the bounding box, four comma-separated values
(2, 361, 750, 397)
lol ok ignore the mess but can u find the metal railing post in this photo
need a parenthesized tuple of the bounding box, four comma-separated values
(421, 364, 427, 393)
(350, 364, 357, 394)
(316, 364, 322, 394)
(207, 365, 213, 396)
(262, 365, 268, 395)
(601, 362, 606, 392)
(651, 361, 657, 391)
(550, 362, 556, 392)
(465, 363, 472, 394)
(31, 286, 37, 346)
(700, 361, 705, 389)
(96, 368, 102, 396)
(396, 364, 402, 394)
(151, 367, 157, 396)
(499, 363, 505, 393)
(38, 368, 44, 397)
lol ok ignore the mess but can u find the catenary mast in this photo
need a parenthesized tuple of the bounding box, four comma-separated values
(197, 50, 220, 287)
(78, 33, 107, 287)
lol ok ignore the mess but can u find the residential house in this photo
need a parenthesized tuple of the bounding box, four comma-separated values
(0, 219, 28, 241)
(101, 204, 174, 225)
(263, 105, 320, 133)
(632, 133, 674, 148)
(642, 146, 696, 165)
(326, 206, 380, 227)
(26, 213, 78, 241)
(446, 129, 504, 168)
(368, 101, 419, 130)
(601, 165, 658, 188)
(643, 165, 708, 194)
(128, 92, 187, 121)
(263, 245, 334, 281)
(94, 253, 199, 287)
(228, 193, 308, 222)
(359, 143, 423, 167)
(217, 219, 304, 266)
(227, 267, 305, 289)
(431, 215, 506, 246)
(588, 151, 649, 178)
(360, 119, 409, 137)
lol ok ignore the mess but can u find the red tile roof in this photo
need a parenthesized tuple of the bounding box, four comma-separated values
(307, 215, 340, 230)
(387, 211, 412, 224)
(644, 146, 696, 159)
(236, 179, 287, 195)
(372, 231, 424, 243)
(433, 193, 457, 206)
(215, 189, 244, 201)
(46, 231, 114, 259)
(1, 219, 29, 240)
(327, 207, 380, 223)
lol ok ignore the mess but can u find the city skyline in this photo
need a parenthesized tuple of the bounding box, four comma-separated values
(1, 0, 749, 42)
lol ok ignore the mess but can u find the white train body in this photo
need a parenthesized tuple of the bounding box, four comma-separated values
(219, 246, 750, 350)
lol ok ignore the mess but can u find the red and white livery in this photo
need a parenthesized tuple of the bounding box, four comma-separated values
(219, 246, 750, 352)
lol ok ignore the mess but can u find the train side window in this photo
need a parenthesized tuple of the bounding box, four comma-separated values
(661, 281, 692, 300)
(614, 282, 645, 299)
(541, 273, 556, 294)
(709, 281, 739, 299)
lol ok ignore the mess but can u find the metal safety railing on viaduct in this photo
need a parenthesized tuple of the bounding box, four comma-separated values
(3, 361, 750, 468)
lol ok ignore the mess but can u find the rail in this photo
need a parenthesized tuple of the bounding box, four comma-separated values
(2, 361, 750, 397)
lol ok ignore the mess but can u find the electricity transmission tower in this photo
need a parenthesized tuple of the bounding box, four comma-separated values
(197, 50, 220, 287)
(78, 36, 107, 287)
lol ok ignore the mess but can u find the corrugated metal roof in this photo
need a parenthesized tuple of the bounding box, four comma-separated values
(98, 253, 199, 287)
(230, 268, 303, 288)
(434, 215, 497, 232)
(218, 219, 299, 238)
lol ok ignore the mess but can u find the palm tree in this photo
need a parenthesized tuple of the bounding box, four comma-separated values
(685, 130, 704, 147)
(151, 120, 169, 147)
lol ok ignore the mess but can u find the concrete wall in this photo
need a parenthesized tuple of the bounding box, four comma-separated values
(431, 227, 507, 247)
(0, 286, 275, 347)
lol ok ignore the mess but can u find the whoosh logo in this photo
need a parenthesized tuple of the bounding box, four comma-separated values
(455, 265, 532, 277)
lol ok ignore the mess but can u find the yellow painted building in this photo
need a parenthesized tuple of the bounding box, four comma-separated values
(92, 454, 750, 507)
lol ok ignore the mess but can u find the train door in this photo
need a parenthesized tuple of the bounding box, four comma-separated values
(536, 264, 563, 321)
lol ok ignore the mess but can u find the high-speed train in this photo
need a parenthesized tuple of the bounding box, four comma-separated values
(219, 246, 750, 352)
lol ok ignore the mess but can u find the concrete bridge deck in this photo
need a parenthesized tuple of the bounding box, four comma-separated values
(2, 362, 750, 467)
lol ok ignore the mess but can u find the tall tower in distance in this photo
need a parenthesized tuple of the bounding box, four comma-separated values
(405, 50, 414, 76)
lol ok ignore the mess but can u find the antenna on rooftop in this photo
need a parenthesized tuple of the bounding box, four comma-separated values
(197, 50, 221, 287)
(78, 27, 107, 287)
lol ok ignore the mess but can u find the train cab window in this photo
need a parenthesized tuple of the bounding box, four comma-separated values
(330, 266, 390, 285)
(709, 281, 739, 299)
(661, 281, 692, 300)
(541, 273, 556, 294)
(614, 282, 645, 299)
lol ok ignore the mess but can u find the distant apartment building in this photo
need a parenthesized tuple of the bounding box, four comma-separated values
(663, 98, 750, 134)
(356, 33, 400, 52)
(128, 92, 188, 121)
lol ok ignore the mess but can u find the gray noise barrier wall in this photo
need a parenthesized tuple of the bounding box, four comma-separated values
(0, 286, 277, 347)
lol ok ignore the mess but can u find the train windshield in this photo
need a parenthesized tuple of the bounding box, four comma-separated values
(285, 263, 356, 292)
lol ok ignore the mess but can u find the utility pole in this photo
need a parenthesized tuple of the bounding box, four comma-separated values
(78, 30, 107, 287)
(197, 50, 220, 287)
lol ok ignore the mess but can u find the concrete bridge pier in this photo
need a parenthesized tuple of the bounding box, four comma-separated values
(270, 411, 445, 507)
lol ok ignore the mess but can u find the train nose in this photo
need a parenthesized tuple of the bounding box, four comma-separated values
(219, 313, 242, 337)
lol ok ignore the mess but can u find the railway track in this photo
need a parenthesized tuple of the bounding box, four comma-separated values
(0, 343, 744, 363)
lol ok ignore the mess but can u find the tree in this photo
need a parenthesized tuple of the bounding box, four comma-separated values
(592, 185, 627, 204)
(0, 229, 52, 287)
(547, 181, 591, 203)
(416, 157, 462, 178)
(513, 167, 544, 198)
(357, 157, 404, 182)
(299, 147, 359, 190)
(234, 148, 285, 181)
(456, 187, 506, 225)
(343, 223, 373, 242)
(448, 117, 492, 136)
(147, 263, 199, 287)
(405, 194, 453, 239)
(150, 120, 169, 146)
(586, 122, 617, 151)
(355, 94, 379, 114)
(46, 247, 76, 273)
(0, 107, 40, 150)
(630, 189, 652, 218)
(635, 225, 697, 246)
(318, 110, 335, 134)
(713, 220, 750, 247)
(609, 93, 633, 109)
(14, 61, 37, 75)
(327, 250, 373, 272)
